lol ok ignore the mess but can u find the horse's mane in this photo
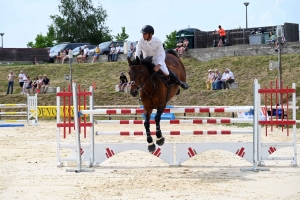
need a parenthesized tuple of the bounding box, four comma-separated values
(131, 56, 155, 73)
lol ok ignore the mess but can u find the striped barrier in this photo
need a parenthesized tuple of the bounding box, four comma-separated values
(56, 79, 297, 172)
(0, 94, 38, 126)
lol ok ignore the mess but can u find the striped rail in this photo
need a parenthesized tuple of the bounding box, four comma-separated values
(95, 119, 253, 124)
(0, 120, 27, 123)
(95, 129, 253, 136)
(0, 112, 27, 115)
(82, 107, 253, 115)
(0, 104, 27, 107)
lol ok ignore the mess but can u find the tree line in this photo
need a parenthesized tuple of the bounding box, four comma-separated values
(27, 0, 177, 49)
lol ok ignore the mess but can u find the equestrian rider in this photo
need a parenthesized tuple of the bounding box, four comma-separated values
(135, 25, 189, 89)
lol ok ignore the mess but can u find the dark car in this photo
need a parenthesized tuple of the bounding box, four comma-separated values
(96, 41, 124, 55)
(49, 42, 91, 59)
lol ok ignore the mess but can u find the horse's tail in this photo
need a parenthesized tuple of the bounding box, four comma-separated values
(165, 49, 179, 58)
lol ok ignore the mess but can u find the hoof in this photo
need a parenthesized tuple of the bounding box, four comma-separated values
(148, 142, 156, 153)
(156, 137, 165, 146)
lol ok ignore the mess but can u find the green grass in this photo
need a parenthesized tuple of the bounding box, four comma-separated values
(0, 54, 299, 111)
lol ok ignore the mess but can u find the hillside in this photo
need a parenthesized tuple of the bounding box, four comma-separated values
(0, 54, 299, 108)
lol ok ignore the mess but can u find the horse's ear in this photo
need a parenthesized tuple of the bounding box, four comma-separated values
(136, 56, 141, 64)
(127, 57, 132, 66)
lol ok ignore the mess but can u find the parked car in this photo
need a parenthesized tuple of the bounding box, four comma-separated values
(49, 42, 90, 60)
(93, 41, 124, 55)
(72, 45, 97, 56)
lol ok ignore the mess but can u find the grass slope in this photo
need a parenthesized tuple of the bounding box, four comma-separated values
(0, 54, 299, 108)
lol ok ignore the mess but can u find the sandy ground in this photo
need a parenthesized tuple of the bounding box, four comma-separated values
(0, 121, 300, 200)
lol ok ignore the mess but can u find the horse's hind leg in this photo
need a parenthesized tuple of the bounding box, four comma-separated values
(155, 107, 165, 146)
(144, 108, 156, 152)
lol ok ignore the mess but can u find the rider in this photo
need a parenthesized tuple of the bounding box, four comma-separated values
(135, 25, 189, 89)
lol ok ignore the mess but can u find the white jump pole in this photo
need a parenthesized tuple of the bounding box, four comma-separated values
(66, 82, 94, 173)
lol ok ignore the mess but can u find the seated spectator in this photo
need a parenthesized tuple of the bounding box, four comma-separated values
(127, 43, 134, 58)
(114, 43, 121, 61)
(92, 45, 101, 63)
(32, 56, 38, 65)
(36, 75, 43, 93)
(205, 69, 214, 90)
(275, 34, 285, 52)
(76, 47, 84, 63)
(180, 38, 189, 56)
(61, 49, 69, 64)
(118, 72, 128, 92)
(56, 50, 65, 63)
(41, 74, 50, 93)
(32, 77, 38, 93)
(108, 44, 116, 62)
(222, 68, 235, 90)
(212, 69, 222, 90)
(26, 76, 33, 94)
(266, 32, 276, 44)
(174, 38, 183, 54)
(82, 45, 89, 62)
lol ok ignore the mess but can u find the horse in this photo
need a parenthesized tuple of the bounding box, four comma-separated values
(127, 50, 187, 152)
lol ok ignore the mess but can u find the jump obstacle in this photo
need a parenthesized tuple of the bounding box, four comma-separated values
(56, 79, 297, 172)
(0, 94, 38, 126)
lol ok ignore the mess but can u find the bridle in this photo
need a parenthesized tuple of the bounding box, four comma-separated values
(129, 65, 156, 98)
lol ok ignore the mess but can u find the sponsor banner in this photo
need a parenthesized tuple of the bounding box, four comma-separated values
(237, 107, 269, 120)
(37, 106, 85, 117)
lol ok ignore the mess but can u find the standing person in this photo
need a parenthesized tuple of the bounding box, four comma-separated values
(213, 25, 226, 47)
(205, 69, 214, 90)
(118, 72, 128, 92)
(22, 73, 29, 95)
(7, 70, 17, 94)
(18, 70, 25, 94)
(135, 25, 188, 89)
(41, 74, 50, 93)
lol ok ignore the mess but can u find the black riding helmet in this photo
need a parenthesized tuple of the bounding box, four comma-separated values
(141, 25, 154, 35)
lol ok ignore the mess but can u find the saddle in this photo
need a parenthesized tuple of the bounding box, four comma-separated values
(155, 70, 180, 102)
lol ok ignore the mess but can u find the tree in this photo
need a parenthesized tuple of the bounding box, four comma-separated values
(50, 0, 113, 44)
(114, 27, 129, 41)
(164, 30, 177, 50)
(27, 25, 56, 48)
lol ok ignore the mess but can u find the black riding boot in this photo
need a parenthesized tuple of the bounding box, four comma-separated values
(168, 70, 189, 89)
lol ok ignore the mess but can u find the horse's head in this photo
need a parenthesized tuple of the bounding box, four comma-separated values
(127, 56, 153, 97)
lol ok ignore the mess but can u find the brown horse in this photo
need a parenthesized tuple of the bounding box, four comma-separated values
(127, 50, 187, 152)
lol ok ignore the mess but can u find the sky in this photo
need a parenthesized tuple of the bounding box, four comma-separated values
(0, 0, 299, 48)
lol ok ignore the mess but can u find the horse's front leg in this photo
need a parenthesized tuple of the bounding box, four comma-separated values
(155, 106, 165, 146)
(144, 107, 155, 152)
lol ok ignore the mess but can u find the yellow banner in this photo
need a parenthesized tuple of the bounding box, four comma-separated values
(38, 106, 86, 117)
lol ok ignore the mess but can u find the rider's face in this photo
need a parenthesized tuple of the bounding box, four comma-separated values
(143, 33, 152, 41)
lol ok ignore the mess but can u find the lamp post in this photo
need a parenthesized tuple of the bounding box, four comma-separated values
(276, 26, 283, 103)
(0, 33, 4, 61)
(244, 2, 250, 29)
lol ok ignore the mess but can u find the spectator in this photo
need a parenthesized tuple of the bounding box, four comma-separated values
(108, 44, 116, 62)
(127, 43, 134, 58)
(92, 45, 101, 63)
(41, 74, 50, 93)
(132, 41, 138, 58)
(56, 50, 64, 63)
(213, 25, 226, 47)
(32, 77, 38, 94)
(7, 70, 17, 95)
(36, 75, 43, 93)
(180, 38, 189, 56)
(205, 69, 214, 90)
(222, 68, 235, 90)
(76, 47, 84, 63)
(118, 72, 128, 92)
(114, 43, 121, 61)
(18, 70, 25, 94)
(82, 45, 89, 62)
(212, 69, 222, 90)
(266, 32, 276, 44)
(23, 73, 29, 95)
(26, 76, 33, 94)
(61, 48, 69, 64)
(275, 33, 285, 52)
(32, 56, 38, 65)
(174, 38, 183, 55)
